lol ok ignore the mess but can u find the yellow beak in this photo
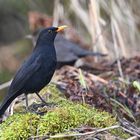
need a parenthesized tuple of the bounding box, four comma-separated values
(56, 25, 68, 32)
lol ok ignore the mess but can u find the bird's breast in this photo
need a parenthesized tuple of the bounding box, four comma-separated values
(23, 52, 57, 93)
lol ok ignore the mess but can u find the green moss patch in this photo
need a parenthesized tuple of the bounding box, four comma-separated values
(38, 100, 116, 135)
(0, 113, 40, 140)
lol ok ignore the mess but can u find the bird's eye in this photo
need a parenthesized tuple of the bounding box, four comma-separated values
(48, 30, 52, 33)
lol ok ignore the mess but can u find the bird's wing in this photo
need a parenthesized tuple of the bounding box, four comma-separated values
(70, 43, 92, 57)
(56, 36, 91, 57)
(9, 55, 42, 93)
(55, 41, 78, 62)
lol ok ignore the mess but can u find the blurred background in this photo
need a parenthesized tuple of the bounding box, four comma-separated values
(0, 0, 140, 100)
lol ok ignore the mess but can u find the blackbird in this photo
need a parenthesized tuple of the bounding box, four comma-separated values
(27, 29, 107, 69)
(55, 34, 107, 68)
(0, 25, 67, 116)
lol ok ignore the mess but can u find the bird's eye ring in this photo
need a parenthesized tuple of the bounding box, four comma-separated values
(48, 30, 52, 33)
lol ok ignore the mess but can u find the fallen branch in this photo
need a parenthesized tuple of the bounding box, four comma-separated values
(119, 118, 140, 138)
(127, 136, 138, 140)
(111, 16, 124, 79)
(0, 79, 12, 90)
(121, 126, 140, 138)
(29, 125, 120, 139)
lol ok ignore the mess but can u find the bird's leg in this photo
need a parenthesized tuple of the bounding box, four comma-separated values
(25, 94, 29, 111)
(35, 92, 47, 105)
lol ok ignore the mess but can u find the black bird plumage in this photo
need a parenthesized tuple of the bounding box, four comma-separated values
(0, 26, 67, 116)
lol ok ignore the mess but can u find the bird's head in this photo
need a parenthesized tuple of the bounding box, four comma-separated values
(37, 25, 67, 44)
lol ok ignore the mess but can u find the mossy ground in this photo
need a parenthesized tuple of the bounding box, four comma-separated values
(0, 84, 130, 139)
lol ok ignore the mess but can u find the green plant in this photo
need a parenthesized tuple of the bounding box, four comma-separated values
(0, 113, 40, 140)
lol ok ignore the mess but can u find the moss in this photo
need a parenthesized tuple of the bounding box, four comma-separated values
(0, 113, 40, 140)
(111, 128, 131, 139)
(40, 83, 63, 98)
(38, 102, 116, 135)
(0, 84, 130, 139)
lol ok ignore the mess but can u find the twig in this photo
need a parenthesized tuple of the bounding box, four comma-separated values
(0, 79, 12, 90)
(113, 16, 127, 58)
(111, 17, 124, 79)
(64, 66, 108, 84)
(78, 69, 88, 104)
(119, 118, 140, 138)
(70, 0, 90, 33)
(121, 126, 140, 138)
(89, 0, 108, 57)
(110, 1, 127, 58)
(127, 136, 138, 140)
(110, 98, 135, 121)
(88, 72, 108, 84)
(53, 0, 61, 26)
(29, 125, 120, 139)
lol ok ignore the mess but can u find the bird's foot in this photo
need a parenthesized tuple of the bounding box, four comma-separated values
(35, 92, 48, 105)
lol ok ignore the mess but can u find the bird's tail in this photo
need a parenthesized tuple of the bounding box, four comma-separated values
(77, 50, 107, 57)
(0, 92, 19, 116)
